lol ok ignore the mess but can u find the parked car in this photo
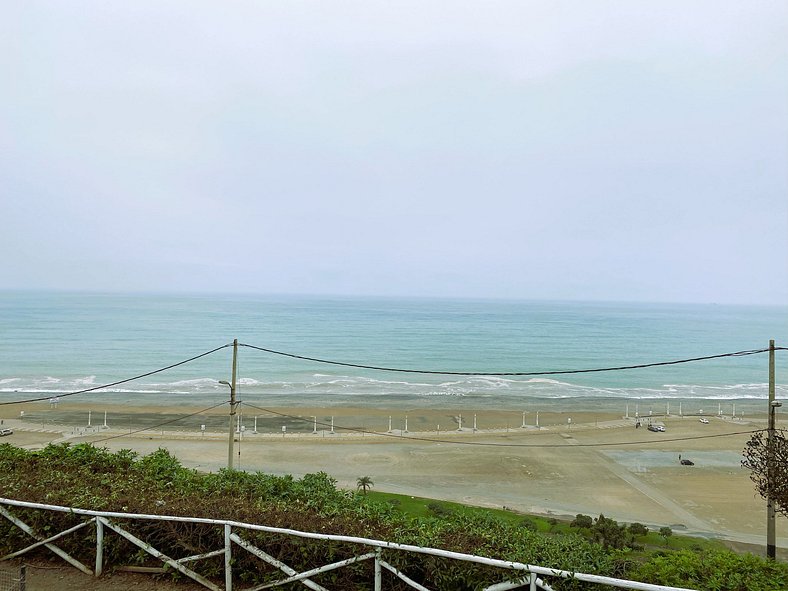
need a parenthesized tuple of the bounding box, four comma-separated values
(699, 418, 709, 424)
(647, 424, 659, 432)
(0, 428, 13, 436)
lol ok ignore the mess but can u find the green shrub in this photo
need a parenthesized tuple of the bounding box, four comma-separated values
(427, 502, 453, 518)
(634, 549, 788, 591)
(571, 514, 593, 529)
(520, 517, 538, 532)
(628, 522, 649, 537)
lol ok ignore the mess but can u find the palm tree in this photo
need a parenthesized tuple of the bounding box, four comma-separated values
(356, 475, 373, 495)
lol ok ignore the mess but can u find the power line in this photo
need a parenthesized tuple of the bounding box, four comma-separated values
(3, 341, 781, 410)
(0, 344, 232, 406)
(240, 343, 780, 377)
(4, 344, 780, 408)
(87, 400, 229, 444)
(240, 401, 762, 449)
(401, 428, 764, 448)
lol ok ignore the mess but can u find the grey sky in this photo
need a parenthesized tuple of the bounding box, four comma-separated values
(2, 1, 786, 304)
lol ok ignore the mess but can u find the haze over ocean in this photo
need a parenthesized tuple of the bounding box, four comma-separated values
(1, 292, 785, 415)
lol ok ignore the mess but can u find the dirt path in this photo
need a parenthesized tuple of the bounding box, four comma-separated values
(2, 560, 204, 591)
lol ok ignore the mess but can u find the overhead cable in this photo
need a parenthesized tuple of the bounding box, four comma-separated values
(87, 401, 229, 444)
(240, 401, 763, 449)
(240, 343, 778, 377)
(0, 343, 232, 406)
(3, 343, 782, 406)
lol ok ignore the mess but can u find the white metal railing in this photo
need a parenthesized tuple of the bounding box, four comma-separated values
(0, 498, 696, 591)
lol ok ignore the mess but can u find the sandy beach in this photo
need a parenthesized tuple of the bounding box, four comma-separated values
(1, 401, 785, 551)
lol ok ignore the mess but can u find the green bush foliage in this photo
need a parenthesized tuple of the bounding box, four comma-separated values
(1, 443, 786, 591)
(632, 549, 788, 591)
(571, 514, 593, 529)
(629, 523, 649, 537)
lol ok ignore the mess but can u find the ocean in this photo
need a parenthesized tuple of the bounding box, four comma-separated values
(0, 292, 786, 416)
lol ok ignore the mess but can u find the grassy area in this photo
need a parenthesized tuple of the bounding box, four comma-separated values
(363, 489, 729, 553)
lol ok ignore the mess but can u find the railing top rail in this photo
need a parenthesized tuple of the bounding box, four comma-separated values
(0, 497, 696, 591)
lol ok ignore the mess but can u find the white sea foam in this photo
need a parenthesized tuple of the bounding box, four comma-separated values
(0, 388, 67, 394)
(2, 373, 784, 403)
(161, 378, 222, 388)
(72, 376, 97, 386)
(100, 388, 179, 394)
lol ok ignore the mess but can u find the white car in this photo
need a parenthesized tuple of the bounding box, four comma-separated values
(699, 418, 709, 424)
(0, 428, 13, 436)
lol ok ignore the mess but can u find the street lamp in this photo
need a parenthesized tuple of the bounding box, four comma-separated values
(219, 379, 237, 470)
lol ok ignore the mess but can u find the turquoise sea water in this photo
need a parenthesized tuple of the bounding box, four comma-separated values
(0, 292, 786, 414)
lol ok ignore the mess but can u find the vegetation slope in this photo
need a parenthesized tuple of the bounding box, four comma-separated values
(0, 443, 785, 590)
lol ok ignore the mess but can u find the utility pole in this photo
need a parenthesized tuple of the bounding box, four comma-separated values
(767, 339, 778, 559)
(219, 339, 239, 471)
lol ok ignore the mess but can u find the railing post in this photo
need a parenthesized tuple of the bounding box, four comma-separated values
(19, 564, 26, 591)
(374, 546, 382, 591)
(224, 523, 232, 591)
(529, 571, 537, 591)
(95, 517, 104, 576)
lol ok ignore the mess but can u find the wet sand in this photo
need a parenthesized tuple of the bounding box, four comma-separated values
(1, 402, 784, 549)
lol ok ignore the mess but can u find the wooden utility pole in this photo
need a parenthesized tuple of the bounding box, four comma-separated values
(222, 339, 238, 470)
(767, 339, 777, 559)
(229, 339, 238, 470)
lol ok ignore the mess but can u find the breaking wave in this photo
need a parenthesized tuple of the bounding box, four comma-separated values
(1, 374, 784, 407)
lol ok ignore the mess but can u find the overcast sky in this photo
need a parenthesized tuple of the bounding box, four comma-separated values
(2, 1, 786, 305)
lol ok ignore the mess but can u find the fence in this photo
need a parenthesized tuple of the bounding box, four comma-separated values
(0, 565, 24, 591)
(0, 497, 696, 591)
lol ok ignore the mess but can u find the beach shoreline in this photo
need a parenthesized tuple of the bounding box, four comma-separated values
(1, 397, 765, 431)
